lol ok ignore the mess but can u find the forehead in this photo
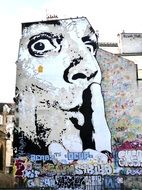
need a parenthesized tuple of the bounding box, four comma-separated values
(22, 17, 97, 41)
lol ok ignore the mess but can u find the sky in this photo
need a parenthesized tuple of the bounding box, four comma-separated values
(0, 0, 142, 103)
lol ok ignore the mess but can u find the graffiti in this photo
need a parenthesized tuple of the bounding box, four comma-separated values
(123, 176, 142, 189)
(24, 169, 40, 178)
(27, 177, 56, 187)
(14, 157, 41, 179)
(55, 175, 85, 189)
(118, 150, 142, 167)
(121, 168, 142, 175)
(30, 154, 55, 162)
(67, 152, 91, 160)
(75, 163, 113, 175)
(104, 176, 122, 189)
(43, 163, 75, 174)
(136, 134, 142, 139)
(30, 152, 92, 162)
(14, 156, 113, 180)
(22, 174, 124, 189)
(13, 16, 142, 188)
(14, 158, 26, 178)
(117, 140, 142, 151)
(18, 131, 26, 156)
(26, 175, 102, 189)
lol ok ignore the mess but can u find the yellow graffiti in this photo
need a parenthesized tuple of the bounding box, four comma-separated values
(38, 65, 43, 73)
(43, 163, 75, 173)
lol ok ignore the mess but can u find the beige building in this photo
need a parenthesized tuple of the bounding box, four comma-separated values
(99, 32, 142, 79)
(0, 103, 14, 173)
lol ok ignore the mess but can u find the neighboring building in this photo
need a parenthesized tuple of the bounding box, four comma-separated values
(99, 32, 142, 79)
(99, 42, 119, 54)
(118, 32, 142, 55)
(0, 103, 14, 173)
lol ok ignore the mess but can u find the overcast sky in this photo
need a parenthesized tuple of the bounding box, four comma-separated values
(0, 0, 142, 103)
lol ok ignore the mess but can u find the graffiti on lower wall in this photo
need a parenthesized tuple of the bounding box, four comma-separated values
(13, 17, 142, 188)
(13, 156, 121, 189)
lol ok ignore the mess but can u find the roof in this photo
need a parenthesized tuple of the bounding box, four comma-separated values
(0, 103, 15, 115)
(22, 16, 87, 31)
(99, 42, 118, 47)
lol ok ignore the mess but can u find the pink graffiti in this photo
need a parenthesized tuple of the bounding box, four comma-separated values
(15, 159, 25, 178)
(116, 140, 142, 151)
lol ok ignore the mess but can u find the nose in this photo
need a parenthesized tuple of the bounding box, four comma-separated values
(63, 56, 99, 84)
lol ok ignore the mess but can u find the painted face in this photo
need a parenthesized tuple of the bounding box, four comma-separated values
(19, 19, 101, 108)
(15, 18, 111, 163)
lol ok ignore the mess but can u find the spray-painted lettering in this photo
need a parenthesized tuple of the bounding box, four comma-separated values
(75, 164, 112, 175)
(118, 150, 142, 167)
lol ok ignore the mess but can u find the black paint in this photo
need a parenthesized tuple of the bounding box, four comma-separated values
(74, 83, 96, 150)
(28, 32, 63, 57)
(61, 83, 96, 150)
(72, 73, 86, 80)
(22, 20, 61, 31)
(63, 56, 83, 83)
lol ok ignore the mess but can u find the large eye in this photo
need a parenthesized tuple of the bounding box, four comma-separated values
(34, 41, 45, 50)
(31, 39, 55, 53)
(28, 32, 63, 57)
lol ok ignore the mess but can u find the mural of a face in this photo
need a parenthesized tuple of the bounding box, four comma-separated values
(14, 17, 111, 164)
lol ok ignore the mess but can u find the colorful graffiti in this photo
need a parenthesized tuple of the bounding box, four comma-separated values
(13, 17, 142, 188)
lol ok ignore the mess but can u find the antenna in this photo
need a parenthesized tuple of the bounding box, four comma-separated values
(45, 9, 48, 20)
(45, 9, 58, 20)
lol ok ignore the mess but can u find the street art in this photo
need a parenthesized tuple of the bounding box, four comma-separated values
(13, 17, 112, 188)
(13, 17, 142, 189)
(14, 18, 111, 159)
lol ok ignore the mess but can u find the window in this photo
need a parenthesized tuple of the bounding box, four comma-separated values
(0, 115, 3, 125)
(138, 69, 142, 80)
(0, 143, 3, 170)
(6, 115, 14, 124)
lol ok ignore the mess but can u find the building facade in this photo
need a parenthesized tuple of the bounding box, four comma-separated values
(13, 17, 142, 189)
(99, 32, 142, 79)
(0, 103, 14, 173)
